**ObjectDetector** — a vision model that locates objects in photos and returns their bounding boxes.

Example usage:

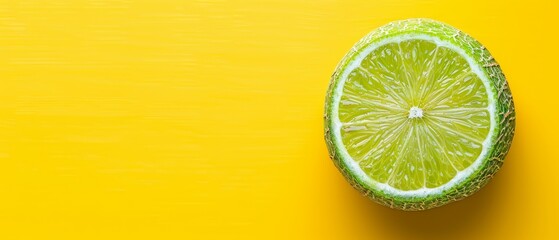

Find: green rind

[324,19,515,211]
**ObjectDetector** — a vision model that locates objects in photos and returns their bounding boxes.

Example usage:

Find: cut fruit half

[324,19,515,210]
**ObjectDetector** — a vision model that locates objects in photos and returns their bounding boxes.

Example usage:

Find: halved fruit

[324,19,515,210]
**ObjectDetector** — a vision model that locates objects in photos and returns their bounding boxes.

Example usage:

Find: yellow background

[0,0,557,239]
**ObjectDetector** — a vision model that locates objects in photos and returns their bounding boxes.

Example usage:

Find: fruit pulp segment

[338,39,491,191]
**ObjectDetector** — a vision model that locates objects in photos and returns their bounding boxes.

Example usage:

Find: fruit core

[408,106,423,119]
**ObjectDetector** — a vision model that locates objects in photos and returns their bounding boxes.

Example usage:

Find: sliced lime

[324,19,515,210]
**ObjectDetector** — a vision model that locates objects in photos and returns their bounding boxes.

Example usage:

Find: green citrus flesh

[340,39,491,191]
[324,19,515,210]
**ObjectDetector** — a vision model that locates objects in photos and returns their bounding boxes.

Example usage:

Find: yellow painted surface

[0,0,557,239]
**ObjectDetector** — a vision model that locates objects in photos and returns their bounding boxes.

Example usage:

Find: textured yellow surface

[0,0,557,239]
